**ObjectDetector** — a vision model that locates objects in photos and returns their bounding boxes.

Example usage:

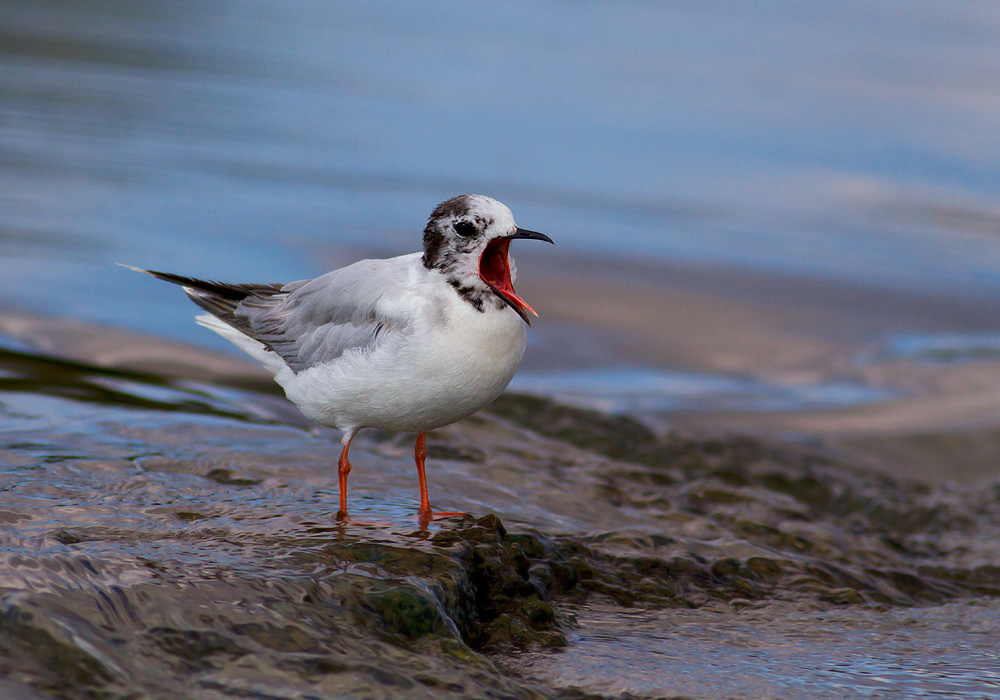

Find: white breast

[279,276,527,435]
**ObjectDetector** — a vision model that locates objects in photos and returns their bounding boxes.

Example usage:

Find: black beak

[506,228,554,244]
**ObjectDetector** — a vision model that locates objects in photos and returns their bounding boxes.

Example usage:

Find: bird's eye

[454,221,477,238]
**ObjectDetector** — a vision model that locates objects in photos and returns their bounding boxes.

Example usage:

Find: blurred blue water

[510,367,896,413]
[1,0,999,345]
[881,332,1000,363]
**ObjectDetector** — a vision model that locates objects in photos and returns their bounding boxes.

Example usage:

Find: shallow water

[518,603,1000,699]
[4,336,1000,697]
[4,2,1000,698]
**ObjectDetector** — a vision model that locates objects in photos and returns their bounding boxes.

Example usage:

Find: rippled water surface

[518,603,1000,699]
[3,341,1000,698]
[3,2,1000,698]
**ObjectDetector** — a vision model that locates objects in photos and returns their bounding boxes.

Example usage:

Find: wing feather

[247,259,412,371]
[128,257,416,373]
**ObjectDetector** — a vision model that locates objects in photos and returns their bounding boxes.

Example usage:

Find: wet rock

[48,530,83,545]
[0,519,579,699]
[488,394,660,459]
[202,467,261,486]
[0,595,121,698]
[368,585,453,640]
[427,443,487,463]
[483,613,534,648]
[148,627,248,670]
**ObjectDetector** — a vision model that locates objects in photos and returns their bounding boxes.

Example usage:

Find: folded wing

[131,259,413,373]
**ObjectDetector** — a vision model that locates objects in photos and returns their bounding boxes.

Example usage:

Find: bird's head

[422,194,553,324]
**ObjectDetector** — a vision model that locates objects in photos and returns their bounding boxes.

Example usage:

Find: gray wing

[243,258,414,372]
[135,258,415,372]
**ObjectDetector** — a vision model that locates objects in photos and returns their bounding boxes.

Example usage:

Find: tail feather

[118,264,282,300]
[194,313,289,375]
[119,263,285,340]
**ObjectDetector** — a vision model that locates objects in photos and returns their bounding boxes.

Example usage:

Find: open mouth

[479,238,538,324]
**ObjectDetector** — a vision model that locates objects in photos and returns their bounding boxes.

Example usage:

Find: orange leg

[337,438,352,521]
[415,431,466,527]
[415,431,431,518]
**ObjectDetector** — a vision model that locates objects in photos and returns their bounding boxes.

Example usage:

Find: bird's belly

[281,312,527,434]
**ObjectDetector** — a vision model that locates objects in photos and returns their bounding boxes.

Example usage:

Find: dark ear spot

[454,221,477,238]
[422,227,445,269]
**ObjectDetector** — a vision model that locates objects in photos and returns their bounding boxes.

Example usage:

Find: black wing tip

[118,263,194,287]
[119,263,271,302]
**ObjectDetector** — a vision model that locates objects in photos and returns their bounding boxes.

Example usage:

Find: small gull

[124,194,553,525]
